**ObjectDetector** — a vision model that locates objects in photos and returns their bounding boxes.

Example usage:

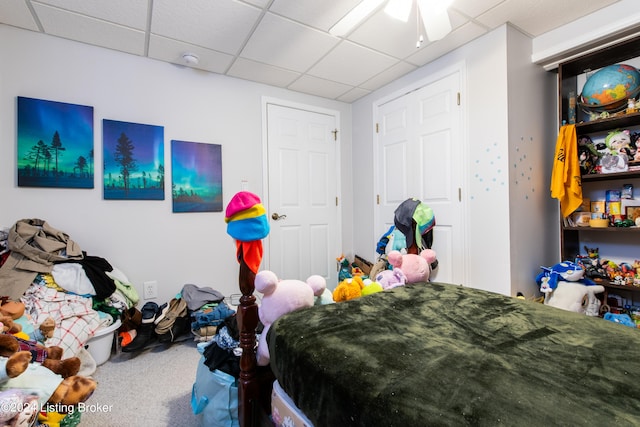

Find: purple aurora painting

[171,140,223,213]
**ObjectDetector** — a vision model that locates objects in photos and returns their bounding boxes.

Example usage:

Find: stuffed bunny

[255,271,325,366]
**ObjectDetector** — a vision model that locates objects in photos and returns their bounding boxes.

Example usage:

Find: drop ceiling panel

[309,41,397,86]
[33,3,146,55]
[406,20,487,66]
[1,0,39,31]
[338,87,372,103]
[151,0,262,55]
[360,61,418,91]
[269,0,364,31]
[348,7,425,60]
[242,0,271,8]
[475,0,620,37]
[450,0,505,19]
[241,12,339,72]
[288,74,352,99]
[227,57,301,87]
[34,0,148,29]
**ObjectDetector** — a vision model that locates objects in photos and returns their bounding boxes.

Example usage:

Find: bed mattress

[267,282,640,426]
[271,380,314,427]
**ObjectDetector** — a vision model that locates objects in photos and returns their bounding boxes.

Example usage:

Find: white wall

[0,24,353,304]
[506,25,558,296]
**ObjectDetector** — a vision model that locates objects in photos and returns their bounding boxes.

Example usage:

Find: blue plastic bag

[191,354,239,427]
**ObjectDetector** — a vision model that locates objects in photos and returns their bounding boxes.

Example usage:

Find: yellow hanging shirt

[550,124,582,218]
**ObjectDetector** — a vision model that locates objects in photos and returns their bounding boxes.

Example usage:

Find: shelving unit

[558,36,640,306]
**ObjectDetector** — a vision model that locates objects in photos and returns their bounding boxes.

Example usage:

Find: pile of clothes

[0,219,136,358]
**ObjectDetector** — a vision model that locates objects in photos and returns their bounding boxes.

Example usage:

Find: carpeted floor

[80,336,201,426]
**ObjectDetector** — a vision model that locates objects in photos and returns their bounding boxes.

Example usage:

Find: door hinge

[458,187,462,201]
[377,194,380,205]
[336,196,339,206]
[332,129,338,141]
[375,123,379,133]
[457,92,460,106]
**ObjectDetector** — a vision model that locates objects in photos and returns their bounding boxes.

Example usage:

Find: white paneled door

[376,70,465,284]
[266,103,339,287]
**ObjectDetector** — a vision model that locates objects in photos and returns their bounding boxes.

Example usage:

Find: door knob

[271,212,287,220]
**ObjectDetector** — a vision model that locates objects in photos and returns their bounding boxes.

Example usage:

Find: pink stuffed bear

[388,249,437,284]
[255,270,326,366]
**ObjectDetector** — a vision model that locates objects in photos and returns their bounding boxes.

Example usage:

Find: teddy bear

[387,249,437,284]
[0,333,80,378]
[0,356,97,421]
[0,300,25,320]
[0,315,22,335]
[254,270,325,366]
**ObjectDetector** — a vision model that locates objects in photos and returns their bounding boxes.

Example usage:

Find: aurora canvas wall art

[103,119,165,200]
[171,140,223,213]
[17,96,94,188]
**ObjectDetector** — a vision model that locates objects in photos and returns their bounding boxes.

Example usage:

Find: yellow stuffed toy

[332,276,365,302]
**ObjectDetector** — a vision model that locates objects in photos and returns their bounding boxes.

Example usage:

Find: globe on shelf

[579,63,640,112]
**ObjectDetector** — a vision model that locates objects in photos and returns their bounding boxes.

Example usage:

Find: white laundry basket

[86,318,121,365]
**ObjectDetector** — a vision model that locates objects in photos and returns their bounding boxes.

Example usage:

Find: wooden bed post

[237,251,259,427]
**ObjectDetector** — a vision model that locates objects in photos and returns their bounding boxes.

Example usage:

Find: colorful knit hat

[225,191,270,242]
[225,191,270,274]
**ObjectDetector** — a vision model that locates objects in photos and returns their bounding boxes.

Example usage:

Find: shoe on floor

[121,322,156,353]
[140,301,160,322]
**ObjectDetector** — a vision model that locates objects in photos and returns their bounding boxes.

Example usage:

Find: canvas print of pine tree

[171,140,223,213]
[103,119,165,200]
[17,97,94,188]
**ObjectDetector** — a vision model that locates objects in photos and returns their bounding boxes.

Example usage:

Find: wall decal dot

[512,135,536,199]
[472,141,505,198]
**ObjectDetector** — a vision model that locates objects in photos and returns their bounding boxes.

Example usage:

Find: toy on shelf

[575,245,639,287]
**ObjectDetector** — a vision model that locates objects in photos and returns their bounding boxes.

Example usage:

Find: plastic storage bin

[86,318,121,365]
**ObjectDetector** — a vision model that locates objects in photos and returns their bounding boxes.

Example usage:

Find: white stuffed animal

[545,281,605,316]
[255,271,326,366]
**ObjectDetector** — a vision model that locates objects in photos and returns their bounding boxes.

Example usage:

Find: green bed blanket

[267,282,640,426]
